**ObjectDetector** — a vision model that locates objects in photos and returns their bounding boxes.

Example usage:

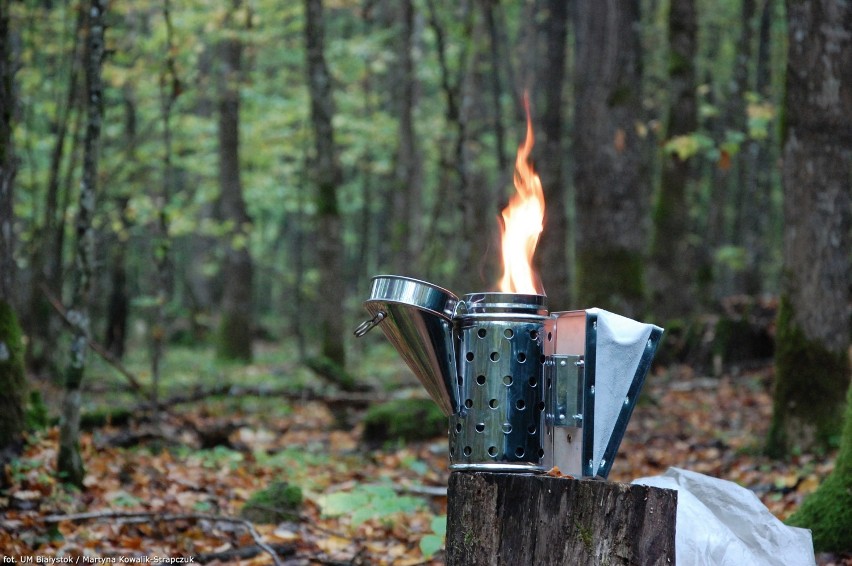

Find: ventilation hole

[517,352,527,363]
[477,328,487,338]
[502,423,513,434]
[538,449,545,459]
[455,423,462,433]
[475,423,485,433]
[465,399,473,409]
[463,446,472,456]
[528,424,537,434]
[530,330,539,340]
[488,446,497,457]
[528,375,537,387]
[504,328,514,339]
[539,355,547,364]
[547,377,552,389]
[537,401,545,412]
[516,399,526,410]
[465,352,474,362]
[547,331,553,341]
[515,447,525,458]
[457,375,463,386]
[450,442,455,453]
[476,374,486,385]
[490,352,500,362]
[503,375,513,386]
[489,398,499,409]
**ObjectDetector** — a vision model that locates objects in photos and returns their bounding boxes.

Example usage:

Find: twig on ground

[195,543,295,563]
[42,511,283,566]
[135,384,384,413]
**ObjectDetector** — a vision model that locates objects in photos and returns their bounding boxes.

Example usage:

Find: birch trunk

[57,0,106,487]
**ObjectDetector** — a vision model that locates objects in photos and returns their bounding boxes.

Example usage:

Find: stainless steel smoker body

[355,275,663,478]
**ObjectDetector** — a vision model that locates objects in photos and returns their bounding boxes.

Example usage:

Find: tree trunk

[766,0,851,457]
[421,0,480,291]
[481,0,508,175]
[573,0,648,318]
[445,472,677,565]
[728,0,758,296]
[0,0,26,457]
[737,0,777,297]
[104,217,129,360]
[649,0,697,321]
[533,0,571,310]
[151,0,179,414]
[305,0,346,368]
[215,0,253,362]
[57,0,106,488]
[390,0,423,276]
[0,0,14,306]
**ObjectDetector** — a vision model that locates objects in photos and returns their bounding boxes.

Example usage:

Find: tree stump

[446,472,677,566]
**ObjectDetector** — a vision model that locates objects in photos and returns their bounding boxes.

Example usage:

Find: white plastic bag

[633,467,815,566]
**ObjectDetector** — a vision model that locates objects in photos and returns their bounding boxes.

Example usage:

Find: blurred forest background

[0,0,850,562]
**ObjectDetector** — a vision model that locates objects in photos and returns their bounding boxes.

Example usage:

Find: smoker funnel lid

[366,275,459,319]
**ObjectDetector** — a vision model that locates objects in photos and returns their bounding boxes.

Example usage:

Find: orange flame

[498,96,545,295]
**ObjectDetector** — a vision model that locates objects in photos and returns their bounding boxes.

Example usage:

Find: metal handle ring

[353,311,386,337]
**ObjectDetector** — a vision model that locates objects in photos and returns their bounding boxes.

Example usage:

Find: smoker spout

[355,276,460,416]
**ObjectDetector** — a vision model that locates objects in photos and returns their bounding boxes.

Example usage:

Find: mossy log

[361,398,446,446]
[446,472,677,566]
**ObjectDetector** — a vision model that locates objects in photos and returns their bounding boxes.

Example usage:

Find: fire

[498,96,545,295]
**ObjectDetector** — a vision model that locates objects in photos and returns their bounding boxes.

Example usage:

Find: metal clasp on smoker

[546,354,584,428]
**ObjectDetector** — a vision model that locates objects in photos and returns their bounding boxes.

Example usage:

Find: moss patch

[786,384,852,552]
[25,391,50,431]
[0,300,27,448]
[766,296,849,458]
[362,398,447,446]
[240,481,303,524]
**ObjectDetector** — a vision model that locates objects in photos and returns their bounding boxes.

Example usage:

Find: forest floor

[1,342,849,565]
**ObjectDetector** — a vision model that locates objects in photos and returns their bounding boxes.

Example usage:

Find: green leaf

[419,534,444,558]
[419,514,447,558]
[431,514,447,537]
[317,483,426,527]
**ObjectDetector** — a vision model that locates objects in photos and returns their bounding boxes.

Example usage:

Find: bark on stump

[446,472,677,566]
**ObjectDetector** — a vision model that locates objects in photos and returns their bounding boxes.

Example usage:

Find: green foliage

[317,483,425,527]
[241,481,303,524]
[663,132,716,161]
[109,490,144,508]
[714,245,747,272]
[746,95,776,139]
[193,446,245,470]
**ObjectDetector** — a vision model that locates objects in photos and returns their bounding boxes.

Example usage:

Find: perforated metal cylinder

[449,293,548,472]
